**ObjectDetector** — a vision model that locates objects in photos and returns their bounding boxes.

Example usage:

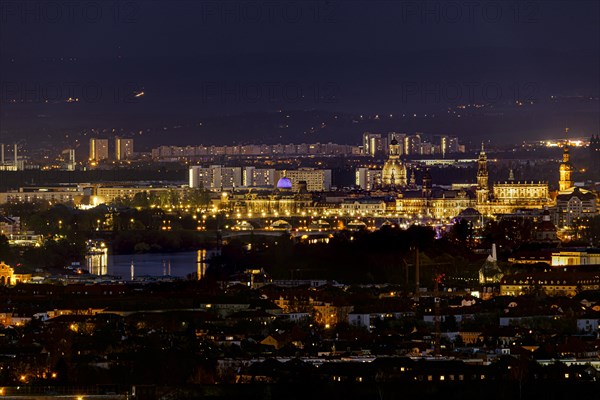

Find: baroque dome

[382,159,407,187]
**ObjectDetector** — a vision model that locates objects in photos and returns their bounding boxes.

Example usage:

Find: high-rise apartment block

[355,168,382,190]
[274,169,332,192]
[243,167,276,187]
[189,165,243,190]
[115,138,134,160]
[89,139,109,163]
[362,132,384,157]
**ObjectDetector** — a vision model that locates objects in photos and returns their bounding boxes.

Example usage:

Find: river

[106,249,215,281]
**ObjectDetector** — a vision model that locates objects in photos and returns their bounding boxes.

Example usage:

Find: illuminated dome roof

[382,159,407,187]
[277,177,293,189]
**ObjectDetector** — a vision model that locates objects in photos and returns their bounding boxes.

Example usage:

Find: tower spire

[559,131,574,191]
[476,142,489,204]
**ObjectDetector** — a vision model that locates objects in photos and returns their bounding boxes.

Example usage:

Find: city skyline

[2,1,600,396]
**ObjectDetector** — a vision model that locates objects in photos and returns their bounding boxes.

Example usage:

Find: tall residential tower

[89,139,109,163]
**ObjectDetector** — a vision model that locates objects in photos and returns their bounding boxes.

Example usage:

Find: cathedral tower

[476,143,489,204]
[559,144,574,192]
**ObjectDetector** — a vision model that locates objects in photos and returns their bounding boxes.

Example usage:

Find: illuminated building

[403,134,421,155]
[362,132,460,158]
[552,134,597,229]
[491,182,550,207]
[476,144,489,204]
[243,167,276,187]
[475,144,552,214]
[479,244,503,285]
[1,134,588,224]
[313,301,353,328]
[273,294,352,328]
[115,137,134,160]
[0,186,86,204]
[93,185,173,204]
[387,132,406,155]
[0,262,31,285]
[85,241,108,275]
[500,272,600,297]
[551,249,600,266]
[508,251,552,265]
[0,143,23,171]
[0,262,15,285]
[381,136,407,188]
[6,233,43,247]
[274,169,332,192]
[340,198,387,215]
[0,216,19,235]
[559,144,574,192]
[374,139,475,219]
[554,187,597,228]
[89,138,109,163]
[152,142,361,159]
[388,140,553,220]
[363,132,383,157]
[189,165,243,190]
[227,187,313,216]
[355,168,382,191]
[395,186,473,220]
[440,135,459,158]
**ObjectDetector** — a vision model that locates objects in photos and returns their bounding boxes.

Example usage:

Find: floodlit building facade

[189,165,243,190]
[500,272,600,297]
[115,137,134,160]
[274,169,332,192]
[243,167,276,187]
[371,141,555,220]
[89,138,109,162]
[355,168,382,191]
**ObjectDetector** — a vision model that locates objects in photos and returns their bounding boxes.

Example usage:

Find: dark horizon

[0,0,599,147]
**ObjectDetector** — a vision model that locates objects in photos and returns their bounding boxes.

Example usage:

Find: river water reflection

[107,249,213,281]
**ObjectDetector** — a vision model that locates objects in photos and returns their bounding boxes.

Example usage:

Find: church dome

[276,177,293,190]
[382,159,407,187]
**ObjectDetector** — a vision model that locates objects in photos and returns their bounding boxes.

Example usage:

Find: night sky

[0,0,599,146]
